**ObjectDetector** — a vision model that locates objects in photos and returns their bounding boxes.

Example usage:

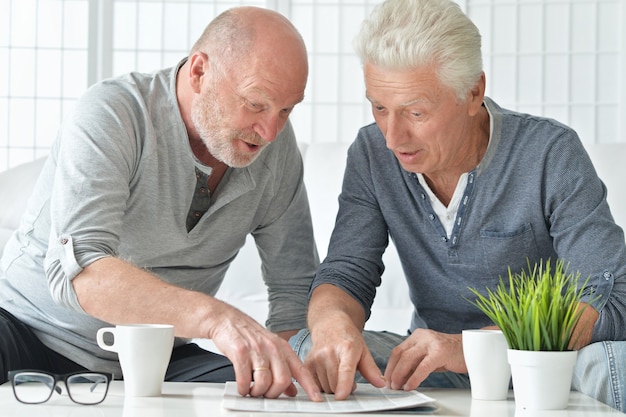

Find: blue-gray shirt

[313,97,626,342]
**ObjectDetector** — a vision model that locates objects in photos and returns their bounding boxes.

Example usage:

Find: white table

[0,381,622,416]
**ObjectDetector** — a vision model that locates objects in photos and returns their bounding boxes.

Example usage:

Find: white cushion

[0,158,46,254]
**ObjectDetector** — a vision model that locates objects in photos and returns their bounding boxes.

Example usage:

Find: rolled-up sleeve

[44,234,111,312]
[591,273,626,342]
[42,84,137,311]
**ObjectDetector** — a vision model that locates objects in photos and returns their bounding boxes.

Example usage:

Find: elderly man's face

[364,63,481,177]
[191,54,307,168]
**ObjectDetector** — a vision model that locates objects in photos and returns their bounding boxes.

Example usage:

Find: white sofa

[1,142,625,352]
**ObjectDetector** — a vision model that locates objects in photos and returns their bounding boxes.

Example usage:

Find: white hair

[354,0,483,101]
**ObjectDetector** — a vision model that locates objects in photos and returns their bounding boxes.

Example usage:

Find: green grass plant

[467,259,595,351]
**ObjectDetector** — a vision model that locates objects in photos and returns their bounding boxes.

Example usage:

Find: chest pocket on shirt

[479,223,540,278]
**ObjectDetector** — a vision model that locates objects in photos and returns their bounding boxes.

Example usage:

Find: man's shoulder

[84,65,176,104]
[487,97,576,140]
[350,122,395,161]
[357,121,384,140]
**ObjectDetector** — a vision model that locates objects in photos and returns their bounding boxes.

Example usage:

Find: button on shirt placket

[186,167,212,232]
[415,176,449,245]
[414,171,476,257]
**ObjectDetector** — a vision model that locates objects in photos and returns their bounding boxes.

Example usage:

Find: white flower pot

[507,349,578,410]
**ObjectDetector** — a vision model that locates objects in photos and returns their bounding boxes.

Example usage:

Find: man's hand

[384,328,466,391]
[209,301,322,402]
[305,318,386,400]
[305,284,386,400]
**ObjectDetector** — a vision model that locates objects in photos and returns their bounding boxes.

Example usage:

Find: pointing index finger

[287,353,323,402]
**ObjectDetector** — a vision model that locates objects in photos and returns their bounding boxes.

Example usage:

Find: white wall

[468,0,626,148]
[1,0,624,171]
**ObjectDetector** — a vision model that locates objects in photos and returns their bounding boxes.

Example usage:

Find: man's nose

[253,113,282,143]
[383,113,408,150]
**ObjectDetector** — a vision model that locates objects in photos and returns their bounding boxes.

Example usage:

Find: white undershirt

[416,172,469,238]
[416,104,494,238]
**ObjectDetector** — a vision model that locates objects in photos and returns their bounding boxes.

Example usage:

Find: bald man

[0,7,321,401]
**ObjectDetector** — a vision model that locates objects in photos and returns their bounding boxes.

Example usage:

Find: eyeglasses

[8,370,112,405]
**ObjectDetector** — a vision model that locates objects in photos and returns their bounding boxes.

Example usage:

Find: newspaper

[222,382,437,414]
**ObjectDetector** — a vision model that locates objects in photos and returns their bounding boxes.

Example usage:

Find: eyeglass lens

[12,371,109,405]
[11,372,55,404]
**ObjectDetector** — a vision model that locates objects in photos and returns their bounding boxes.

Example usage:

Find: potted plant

[467,259,597,410]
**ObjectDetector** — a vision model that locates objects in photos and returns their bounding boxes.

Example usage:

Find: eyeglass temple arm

[41,379,62,395]
[89,380,105,393]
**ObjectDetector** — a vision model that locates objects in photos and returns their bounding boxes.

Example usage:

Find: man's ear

[188,51,209,94]
[468,72,486,116]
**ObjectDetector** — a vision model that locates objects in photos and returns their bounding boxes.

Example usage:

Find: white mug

[462,329,511,401]
[97,324,175,397]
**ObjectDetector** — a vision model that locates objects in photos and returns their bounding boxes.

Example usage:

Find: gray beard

[190,96,264,168]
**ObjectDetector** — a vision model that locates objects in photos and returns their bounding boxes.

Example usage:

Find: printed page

[222,382,437,413]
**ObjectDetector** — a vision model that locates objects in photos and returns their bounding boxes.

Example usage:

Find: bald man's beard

[191,91,267,168]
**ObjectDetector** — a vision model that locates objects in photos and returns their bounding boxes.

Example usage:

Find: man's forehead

[240,80,305,106]
[366,93,431,107]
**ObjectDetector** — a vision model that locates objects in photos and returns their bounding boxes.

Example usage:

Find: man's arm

[570,302,599,350]
[73,257,223,338]
[73,256,321,401]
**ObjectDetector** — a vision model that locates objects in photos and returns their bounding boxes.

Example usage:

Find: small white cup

[97,324,175,397]
[462,329,511,401]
